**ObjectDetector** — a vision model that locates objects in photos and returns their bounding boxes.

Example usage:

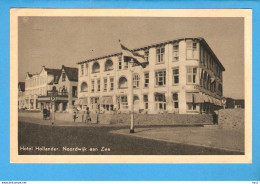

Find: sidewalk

[110,126,244,152]
[18,116,100,127]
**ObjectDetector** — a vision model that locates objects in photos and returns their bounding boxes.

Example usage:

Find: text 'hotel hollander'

[77,37,225,114]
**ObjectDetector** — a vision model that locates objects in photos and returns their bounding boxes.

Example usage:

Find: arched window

[92,62,100,73]
[133,73,140,88]
[118,76,128,89]
[105,59,113,71]
[81,82,88,92]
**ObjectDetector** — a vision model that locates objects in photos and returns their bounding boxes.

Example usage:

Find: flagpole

[130,58,134,133]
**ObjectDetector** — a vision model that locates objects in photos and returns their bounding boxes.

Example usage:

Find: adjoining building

[18,82,25,109]
[77,37,225,114]
[226,98,245,109]
[24,65,78,112]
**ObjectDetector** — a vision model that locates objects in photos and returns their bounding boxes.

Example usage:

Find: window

[119,77,128,89]
[91,80,95,92]
[85,64,88,75]
[172,68,179,85]
[90,97,99,110]
[62,73,66,81]
[187,67,197,84]
[124,59,128,69]
[172,93,178,109]
[144,50,149,62]
[118,56,122,70]
[156,46,165,63]
[143,94,148,109]
[110,77,114,90]
[92,62,100,73]
[72,86,77,97]
[80,82,88,92]
[81,64,84,75]
[133,74,140,88]
[155,93,166,110]
[173,43,179,61]
[218,83,223,93]
[105,59,113,71]
[120,96,128,109]
[97,79,100,92]
[104,78,107,91]
[144,73,149,88]
[155,70,166,86]
[187,103,197,111]
[187,40,198,59]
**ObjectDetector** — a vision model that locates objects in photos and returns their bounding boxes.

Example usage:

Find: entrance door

[63,102,67,111]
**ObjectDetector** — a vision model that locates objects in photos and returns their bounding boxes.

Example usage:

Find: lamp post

[129,60,134,133]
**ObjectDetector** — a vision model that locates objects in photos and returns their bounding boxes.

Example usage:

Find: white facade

[77,38,224,114]
[24,66,53,110]
[24,66,78,112]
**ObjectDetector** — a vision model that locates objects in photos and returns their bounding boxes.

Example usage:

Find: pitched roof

[63,66,78,82]
[45,68,62,84]
[18,82,25,92]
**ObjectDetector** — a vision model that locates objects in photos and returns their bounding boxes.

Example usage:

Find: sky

[18,17,244,99]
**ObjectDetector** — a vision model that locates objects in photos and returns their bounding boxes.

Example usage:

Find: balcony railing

[46,91,68,97]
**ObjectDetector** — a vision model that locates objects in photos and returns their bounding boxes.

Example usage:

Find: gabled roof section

[18,82,25,92]
[62,65,78,82]
[45,68,61,84]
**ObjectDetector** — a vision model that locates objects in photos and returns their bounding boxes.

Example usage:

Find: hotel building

[77,37,225,114]
[24,65,78,111]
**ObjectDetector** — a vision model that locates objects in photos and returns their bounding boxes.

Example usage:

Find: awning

[210,77,215,83]
[99,96,113,104]
[202,94,210,103]
[217,99,222,106]
[81,98,88,105]
[208,96,214,103]
[74,99,81,106]
[193,93,204,103]
[186,93,193,103]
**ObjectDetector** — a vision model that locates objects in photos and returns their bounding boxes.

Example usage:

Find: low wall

[19,111,213,125]
[218,109,244,131]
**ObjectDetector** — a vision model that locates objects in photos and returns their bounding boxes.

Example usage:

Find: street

[18,118,243,155]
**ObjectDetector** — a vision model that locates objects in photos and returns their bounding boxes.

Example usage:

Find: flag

[119,41,147,68]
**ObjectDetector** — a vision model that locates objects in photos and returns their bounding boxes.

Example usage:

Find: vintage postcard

[10,9,252,163]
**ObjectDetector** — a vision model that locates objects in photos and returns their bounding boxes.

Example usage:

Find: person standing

[73,111,78,122]
[86,107,91,124]
[82,110,86,123]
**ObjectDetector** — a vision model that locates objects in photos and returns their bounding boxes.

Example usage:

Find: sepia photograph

[10,9,252,163]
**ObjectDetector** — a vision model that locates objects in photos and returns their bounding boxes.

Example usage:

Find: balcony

[46,91,68,97]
